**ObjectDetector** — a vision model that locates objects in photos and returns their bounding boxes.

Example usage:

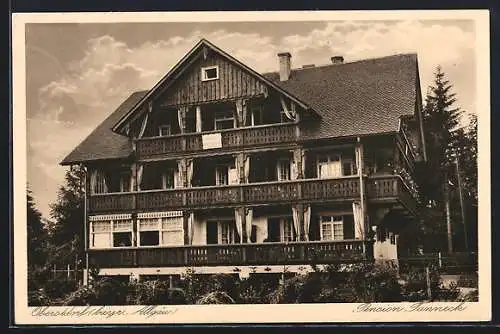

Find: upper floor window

[277,158,291,181]
[91,170,108,194]
[201,65,219,81]
[90,219,133,248]
[214,109,235,130]
[250,106,263,126]
[161,168,175,189]
[320,216,344,241]
[158,125,171,137]
[216,165,229,185]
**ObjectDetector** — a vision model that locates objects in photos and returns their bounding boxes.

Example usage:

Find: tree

[419,66,465,252]
[48,165,86,264]
[27,187,48,267]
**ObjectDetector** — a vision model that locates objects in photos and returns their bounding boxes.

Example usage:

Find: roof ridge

[263,52,417,76]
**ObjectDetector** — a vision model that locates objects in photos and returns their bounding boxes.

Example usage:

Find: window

[201,66,219,81]
[277,159,291,181]
[342,159,356,176]
[219,221,235,244]
[214,110,235,130]
[138,215,184,247]
[162,168,175,189]
[216,165,229,185]
[89,219,133,248]
[158,125,171,137]
[281,218,295,242]
[92,170,108,194]
[317,154,342,178]
[320,216,344,241]
[250,107,263,126]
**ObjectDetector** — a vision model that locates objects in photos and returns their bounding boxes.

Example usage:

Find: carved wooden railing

[88,177,361,213]
[88,240,373,268]
[366,175,418,214]
[135,123,297,159]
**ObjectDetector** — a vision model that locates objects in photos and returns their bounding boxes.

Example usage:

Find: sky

[25,19,477,220]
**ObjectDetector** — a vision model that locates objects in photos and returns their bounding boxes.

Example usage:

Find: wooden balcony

[88,239,373,269]
[135,123,297,159]
[367,175,418,214]
[88,176,362,213]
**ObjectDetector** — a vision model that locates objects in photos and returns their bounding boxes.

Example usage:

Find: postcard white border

[12,10,491,325]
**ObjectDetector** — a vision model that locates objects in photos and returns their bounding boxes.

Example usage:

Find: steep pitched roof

[60,51,420,165]
[61,91,147,165]
[264,53,419,140]
[112,38,311,134]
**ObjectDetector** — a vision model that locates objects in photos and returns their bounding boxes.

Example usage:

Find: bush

[196,291,235,304]
[129,280,170,305]
[457,272,478,288]
[28,289,52,306]
[345,263,402,302]
[400,267,440,301]
[44,278,78,299]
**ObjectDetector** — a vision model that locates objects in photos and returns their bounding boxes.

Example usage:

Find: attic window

[201,66,219,81]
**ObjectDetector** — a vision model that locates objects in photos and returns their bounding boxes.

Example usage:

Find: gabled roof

[263,53,419,140]
[60,43,420,166]
[112,38,312,134]
[61,91,147,165]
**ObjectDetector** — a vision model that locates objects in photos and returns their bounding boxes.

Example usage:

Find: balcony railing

[89,176,362,213]
[367,175,418,214]
[88,239,373,268]
[135,123,297,159]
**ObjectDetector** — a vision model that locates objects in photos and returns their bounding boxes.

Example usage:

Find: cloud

[27,20,476,218]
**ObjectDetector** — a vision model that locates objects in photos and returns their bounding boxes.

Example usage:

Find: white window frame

[218,221,236,244]
[280,217,294,242]
[214,109,235,130]
[277,158,291,181]
[201,65,219,81]
[317,154,342,179]
[158,125,171,137]
[93,170,108,194]
[89,218,133,249]
[137,218,161,247]
[215,165,229,186]
[320,216,344,241]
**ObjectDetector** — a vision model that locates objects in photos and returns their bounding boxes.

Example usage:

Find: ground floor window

[90,218,133,248]
[138,214,184,247]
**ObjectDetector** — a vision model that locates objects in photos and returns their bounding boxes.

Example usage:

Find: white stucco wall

[251,216,268,243]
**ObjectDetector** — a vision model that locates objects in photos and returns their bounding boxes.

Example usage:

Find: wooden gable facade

[159,47,269,107]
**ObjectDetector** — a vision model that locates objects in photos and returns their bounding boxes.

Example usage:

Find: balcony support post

[235,98,248,128]
[355,139,368,243]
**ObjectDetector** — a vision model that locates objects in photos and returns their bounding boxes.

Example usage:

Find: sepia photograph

[12,10,490,324]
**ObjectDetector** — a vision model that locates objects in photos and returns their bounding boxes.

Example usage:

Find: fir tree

[27,187,48,267]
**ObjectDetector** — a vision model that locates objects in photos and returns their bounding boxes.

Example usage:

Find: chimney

[277,52,292,81]
[331,56,344,64]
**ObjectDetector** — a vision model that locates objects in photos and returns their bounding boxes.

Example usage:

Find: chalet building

[61,39,427,283]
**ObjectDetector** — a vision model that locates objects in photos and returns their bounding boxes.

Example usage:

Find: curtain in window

[137,164,144,191]
[188,212,195,245]
[291,206,300,238]
[280,96,296,121]
[138,112,149,138]
[186,159,194,187]
[177,107,186,133]
[352,201,365,239]
[303,205,311,241]
[177,160,186,188]
[244,155,250,183]
[234,208,243,243]
[245,208,253,243]
[90,169,97,194]
[235,155,242,184]
[196,106,202,132]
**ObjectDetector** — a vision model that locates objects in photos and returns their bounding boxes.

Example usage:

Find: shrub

[400,267,440,301]
[456,272,478,288]
[345,263,403,302]
[129,280,170,305]
[28,289,52,306]
[63,286,97,306]
[196,291,235,304]
[44,278,78,300]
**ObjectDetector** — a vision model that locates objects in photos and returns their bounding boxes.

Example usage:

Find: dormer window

[201,65,219,81]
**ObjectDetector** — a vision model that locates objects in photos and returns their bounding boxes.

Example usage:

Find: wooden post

[438,251,442,268]
[67,264,71,279]
[444,170,453,254]
[355,140,367,241]
[169,275,174,289]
